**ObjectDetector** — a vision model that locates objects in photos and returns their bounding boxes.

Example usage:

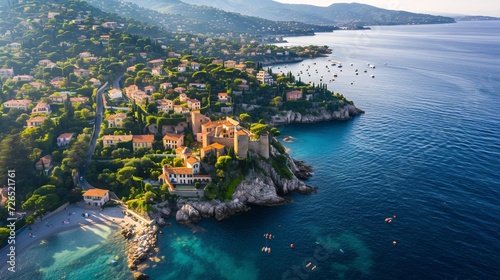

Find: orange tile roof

[158,99,172,105]
[210,143,225,149]
[163,133,184,141]
[34,102,49,108]
[107,113,126,120]
[133,135,154,143]
[83,188,109,197]
[164,167,193,175]
[201,120,228,128]
[5,99,32,105]
[58,133,74,139]
[201,146,213,152]
[102,135,133,141]
[28,116,48,122]
[186,157,198,166]
[236,130,248,136]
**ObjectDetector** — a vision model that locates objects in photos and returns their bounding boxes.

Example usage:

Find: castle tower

[202,131,210,147]
[234,130,249,159]
[259,132,270,159]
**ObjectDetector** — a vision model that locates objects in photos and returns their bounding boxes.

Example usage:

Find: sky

[273,0,500,17]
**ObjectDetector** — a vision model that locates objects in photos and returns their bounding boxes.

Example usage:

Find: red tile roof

[133,135,154,143]
[83,188,109,197]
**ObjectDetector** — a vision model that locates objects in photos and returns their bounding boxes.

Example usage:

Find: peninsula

[0,0,363,278]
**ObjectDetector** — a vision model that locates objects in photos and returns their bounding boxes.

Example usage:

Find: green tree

[173,158,183,167]
[239,113,252,123]
[117,166,136,185]
[62,134,90,170]
[215,156,232,171]
[250,123,270,136]
[147,102,158,114]
[80,108,92,119]
[144,191,156,203]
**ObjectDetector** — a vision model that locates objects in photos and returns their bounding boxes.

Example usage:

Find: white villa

[82,188,110,207]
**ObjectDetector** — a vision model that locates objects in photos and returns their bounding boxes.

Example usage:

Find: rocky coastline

[269,104,364,125]
[174,143,314,224]
[170,105,362,224]
[120,221,158,279]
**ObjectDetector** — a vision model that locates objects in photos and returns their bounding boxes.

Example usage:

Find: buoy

[290,244,295,249]
[393,215,397,219]
[393,241,397,245]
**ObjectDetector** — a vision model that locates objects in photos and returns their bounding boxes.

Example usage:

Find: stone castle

[190,111,269,159]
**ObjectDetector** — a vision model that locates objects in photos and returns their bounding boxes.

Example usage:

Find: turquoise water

[143,21,500,280]
[1,224,130,280]
[5,21,500,279]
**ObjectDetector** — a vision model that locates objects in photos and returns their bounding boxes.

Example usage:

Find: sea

[3,21,500,280]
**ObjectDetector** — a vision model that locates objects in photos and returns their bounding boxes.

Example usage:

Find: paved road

[78,75,122,190]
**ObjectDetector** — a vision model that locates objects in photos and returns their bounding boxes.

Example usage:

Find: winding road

[78,75,122,190]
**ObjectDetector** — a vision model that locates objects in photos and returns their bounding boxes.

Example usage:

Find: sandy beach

[0,202,144,271]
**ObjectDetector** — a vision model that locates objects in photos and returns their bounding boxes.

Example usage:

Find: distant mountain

[84,0,336,36]
[454,16,500,21]
[182,0,456,27]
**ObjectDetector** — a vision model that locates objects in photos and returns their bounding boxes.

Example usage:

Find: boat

[371,75,375,78]
[312,266,317,270]
[333,73,337,77]
[306,262,312,267]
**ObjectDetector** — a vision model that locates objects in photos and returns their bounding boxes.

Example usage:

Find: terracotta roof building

[82,188,110,207]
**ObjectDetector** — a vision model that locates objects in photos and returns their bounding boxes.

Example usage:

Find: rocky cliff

[175,144,313,224]
[175,199,251,223]
[269,104,364,125]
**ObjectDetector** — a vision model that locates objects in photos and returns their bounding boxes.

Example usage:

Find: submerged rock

[133,272,150,280]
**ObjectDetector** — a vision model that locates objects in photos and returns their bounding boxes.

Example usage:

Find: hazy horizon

[274,0,500,17]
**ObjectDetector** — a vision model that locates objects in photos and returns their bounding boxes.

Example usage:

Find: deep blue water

[143,21,499,280]
[6,21,500,280]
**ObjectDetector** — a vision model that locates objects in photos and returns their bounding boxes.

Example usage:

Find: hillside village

[0,0,362,231]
